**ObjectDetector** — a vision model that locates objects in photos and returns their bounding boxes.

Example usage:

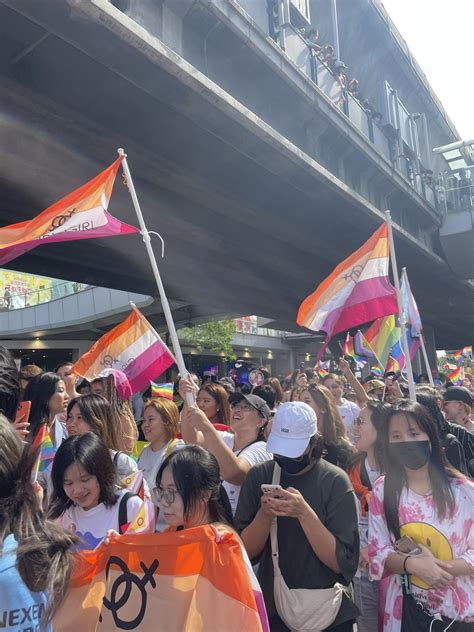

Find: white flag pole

[118,149,194,404]
[384,211,416,400]
[401,268,435,388]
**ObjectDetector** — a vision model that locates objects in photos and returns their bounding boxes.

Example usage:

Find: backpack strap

[118,491,136,534]
[113,451,123,467]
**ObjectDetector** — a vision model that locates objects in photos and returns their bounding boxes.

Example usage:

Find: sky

[380,0,474,139]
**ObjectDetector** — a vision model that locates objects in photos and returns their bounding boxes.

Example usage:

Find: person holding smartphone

[368,400,474,631]
[235,402,360,632]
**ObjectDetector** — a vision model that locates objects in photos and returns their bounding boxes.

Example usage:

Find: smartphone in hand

[261,484,284,498]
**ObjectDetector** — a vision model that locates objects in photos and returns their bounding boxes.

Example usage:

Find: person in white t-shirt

[137,398,184,530]
[322,366,366,440]
[49,433,147,550]
[179,377,273,514]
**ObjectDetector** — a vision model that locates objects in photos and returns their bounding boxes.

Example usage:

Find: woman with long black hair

[368,400,474,631]
[24,372,69,447]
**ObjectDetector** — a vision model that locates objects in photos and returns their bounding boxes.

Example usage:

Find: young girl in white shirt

[49,433,145,550]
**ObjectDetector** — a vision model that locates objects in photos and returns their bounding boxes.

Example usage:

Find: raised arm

[339,358,368,405]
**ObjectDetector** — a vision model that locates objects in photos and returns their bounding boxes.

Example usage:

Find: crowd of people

[0,345,473,631]
[301,28,383,125]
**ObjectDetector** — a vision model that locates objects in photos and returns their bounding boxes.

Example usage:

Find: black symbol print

[101,354,116,368]
[343,265,364,283]
[101,556,159,629]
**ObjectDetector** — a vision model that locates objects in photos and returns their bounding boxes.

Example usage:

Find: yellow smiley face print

[400,522,453,589]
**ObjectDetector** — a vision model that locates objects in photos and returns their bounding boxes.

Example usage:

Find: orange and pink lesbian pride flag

[54,527,268,632]
[72,309,175,395]
[297,223,398,358]
[0,157,137,265]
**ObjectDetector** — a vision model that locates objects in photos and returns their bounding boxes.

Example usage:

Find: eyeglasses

[155,486,179,505]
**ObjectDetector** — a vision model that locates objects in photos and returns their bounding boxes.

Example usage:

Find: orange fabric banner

[55,527,266,631]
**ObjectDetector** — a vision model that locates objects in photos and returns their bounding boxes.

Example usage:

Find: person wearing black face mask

[235,402,360,632]
[368,401,474,631]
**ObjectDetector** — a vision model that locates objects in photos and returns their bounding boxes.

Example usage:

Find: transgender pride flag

[72,308,175,394]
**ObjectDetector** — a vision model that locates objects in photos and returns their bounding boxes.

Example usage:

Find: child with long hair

[0,415,76,630]
[299,384,354,469]
[66,394,137,479]
[49,433,149,550]
[368,401,474,631]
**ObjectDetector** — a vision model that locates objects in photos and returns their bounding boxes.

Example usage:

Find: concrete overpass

[0,0,472,350]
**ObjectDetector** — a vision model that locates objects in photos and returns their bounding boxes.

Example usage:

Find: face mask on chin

[388,440,431,470]
[274,452,311,475]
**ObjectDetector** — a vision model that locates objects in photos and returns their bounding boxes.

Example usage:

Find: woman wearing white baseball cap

[235,401,359,632]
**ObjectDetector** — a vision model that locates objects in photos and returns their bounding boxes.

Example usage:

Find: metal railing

[0,280,91,311]
[436,171,473,215]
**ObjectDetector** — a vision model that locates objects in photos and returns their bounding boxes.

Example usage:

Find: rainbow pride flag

[370,366,384,377]
[452,350,463,361]
[388,328,421,373]
[385,356,401,374]
[54,527,269,632]
[462,346,472,358]
[342,333,367,368]
[297,223,398,358]
[150,381,173,400]
[364,315,400,370]
[448,366,462,383]
[32,425,56,478]
[0,157,137,266]
[72,308,176,395]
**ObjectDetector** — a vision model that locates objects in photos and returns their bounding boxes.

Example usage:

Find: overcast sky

[381,0,474,139]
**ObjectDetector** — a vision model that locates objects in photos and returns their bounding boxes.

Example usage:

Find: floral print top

[368,476,474,631]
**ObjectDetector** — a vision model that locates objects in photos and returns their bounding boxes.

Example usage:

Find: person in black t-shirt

[235,402,359,631]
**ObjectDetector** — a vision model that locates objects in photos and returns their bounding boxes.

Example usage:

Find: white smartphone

[261,484,284,498]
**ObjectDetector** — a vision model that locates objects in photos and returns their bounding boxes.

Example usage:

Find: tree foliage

[181,320,236,358]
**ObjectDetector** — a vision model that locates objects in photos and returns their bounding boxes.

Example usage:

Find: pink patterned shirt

[368,476,474,631]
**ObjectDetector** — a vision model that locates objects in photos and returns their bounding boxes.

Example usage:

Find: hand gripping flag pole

[385,211,416,400]
[118,149,194,404]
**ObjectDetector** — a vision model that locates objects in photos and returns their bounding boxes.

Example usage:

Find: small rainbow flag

[385,356,401,374]
[452,350,463,361]
[342,333,367,368]
[317,367,329,379]
[125,499,155,534]
[370,366,384,377]
[448,366,462,383]
[32,425,56,479]
[150,381,174,400]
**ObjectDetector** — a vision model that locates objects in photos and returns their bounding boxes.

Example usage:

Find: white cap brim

[266,433,311,458]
